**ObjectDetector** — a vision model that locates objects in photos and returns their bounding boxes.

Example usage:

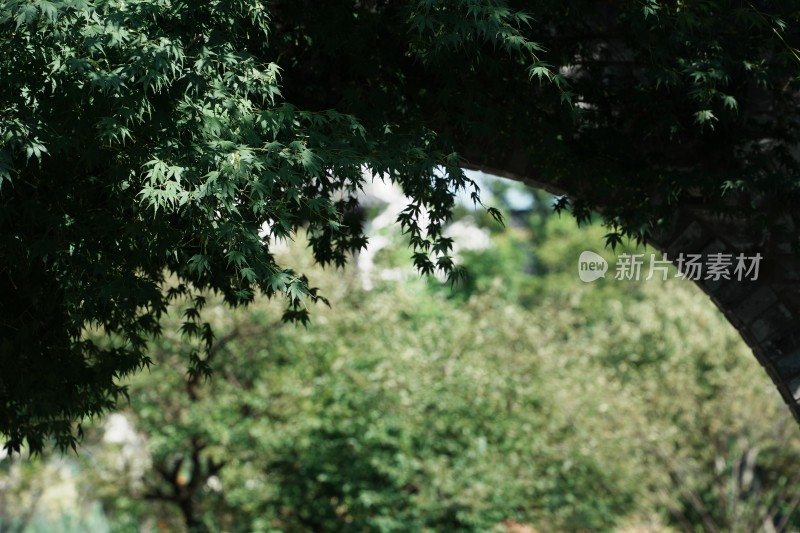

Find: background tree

[3,188,797,532]
[3,0,800,451]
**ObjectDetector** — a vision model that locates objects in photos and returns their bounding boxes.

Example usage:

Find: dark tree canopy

[1,0,799,452]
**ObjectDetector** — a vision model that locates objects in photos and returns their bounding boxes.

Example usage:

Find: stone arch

[463,157,800,424]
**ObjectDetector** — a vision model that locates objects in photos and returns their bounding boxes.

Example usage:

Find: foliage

[74,257,638,532]
[3,0,800,453]
[105,231,800,531]
[2,189,800,531]
[0,0,484,451]
[441,188,800,532]
[0,451,111,532]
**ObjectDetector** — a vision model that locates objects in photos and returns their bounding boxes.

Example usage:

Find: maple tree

[2,0,799,451]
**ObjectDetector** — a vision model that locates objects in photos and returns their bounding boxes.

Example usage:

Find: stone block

[776,256,800,281]
[702,239,727,255]
[667,220,709,256]
[732,286,778,324]
[749,304,793,342]
[769,349,800,382]
[710,278,754,306]
[701,278,723,293]
[764,329,800,358]
[788,375,800,401]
